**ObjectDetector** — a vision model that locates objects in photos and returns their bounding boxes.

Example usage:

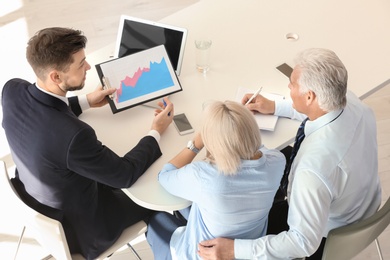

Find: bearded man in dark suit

[1,27,174,259]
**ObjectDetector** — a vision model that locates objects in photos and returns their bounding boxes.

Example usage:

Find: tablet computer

[114,15,188,76]
[96,45,182,114]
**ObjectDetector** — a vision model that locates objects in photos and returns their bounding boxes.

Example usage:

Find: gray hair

[201,100,262,175]
[294,48,348,111]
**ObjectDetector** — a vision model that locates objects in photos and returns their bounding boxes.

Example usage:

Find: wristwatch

[187,140,201,154]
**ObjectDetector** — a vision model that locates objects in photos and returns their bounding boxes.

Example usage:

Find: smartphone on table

[173,113,194,135]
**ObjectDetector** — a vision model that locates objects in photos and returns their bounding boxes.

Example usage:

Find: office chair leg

[375,238,383,260]
[14,226,26,260]
[127,243,142,260]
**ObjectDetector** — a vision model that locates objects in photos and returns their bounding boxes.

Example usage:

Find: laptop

[114,15,188,76]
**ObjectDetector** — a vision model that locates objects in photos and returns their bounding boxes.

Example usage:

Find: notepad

[236,87,285,131]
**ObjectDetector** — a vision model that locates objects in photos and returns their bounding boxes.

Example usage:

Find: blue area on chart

[118,57,174,103]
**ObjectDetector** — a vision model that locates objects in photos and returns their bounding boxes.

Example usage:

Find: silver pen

[245,87,263,105]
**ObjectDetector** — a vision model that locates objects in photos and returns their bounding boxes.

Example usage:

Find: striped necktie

[280,117,309,196]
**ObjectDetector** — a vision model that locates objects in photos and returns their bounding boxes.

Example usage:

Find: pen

[102,76,114,100]
[162,99,171,116]
[245,87,263,105]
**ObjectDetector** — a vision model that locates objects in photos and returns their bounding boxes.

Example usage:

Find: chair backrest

[1,160,147,260]
[322,197,390,260]
[0,160,73,260]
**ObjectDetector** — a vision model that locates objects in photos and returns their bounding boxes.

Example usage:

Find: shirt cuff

[234,239,254,259]
[78,94,90,111]
[275,99,307,121]
[274,99,291,117]
[148,129,161,143]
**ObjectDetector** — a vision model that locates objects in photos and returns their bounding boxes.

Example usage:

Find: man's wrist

[148,129,161,143]
[234,239,253,259]
[78,94,91,111]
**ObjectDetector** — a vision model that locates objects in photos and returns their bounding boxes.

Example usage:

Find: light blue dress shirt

[158,146,285,259]
[235,91,382,259]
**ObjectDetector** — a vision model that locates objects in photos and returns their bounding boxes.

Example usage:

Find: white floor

[1,1,389,259]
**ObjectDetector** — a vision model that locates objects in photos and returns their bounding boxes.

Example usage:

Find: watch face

[187,140,199,153]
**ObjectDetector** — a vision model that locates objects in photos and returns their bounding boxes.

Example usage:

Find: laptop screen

[114,15,188,76]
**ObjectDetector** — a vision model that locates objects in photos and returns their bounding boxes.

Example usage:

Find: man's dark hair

[26,27,87,79]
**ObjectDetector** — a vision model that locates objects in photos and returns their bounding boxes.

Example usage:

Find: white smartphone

[173,113,194,135]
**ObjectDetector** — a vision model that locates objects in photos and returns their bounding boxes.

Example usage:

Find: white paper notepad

[236,87,285,131]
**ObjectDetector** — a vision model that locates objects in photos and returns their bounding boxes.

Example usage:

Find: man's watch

[187,140,201,154]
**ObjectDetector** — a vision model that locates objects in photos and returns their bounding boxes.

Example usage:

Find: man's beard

[64,82,85,92]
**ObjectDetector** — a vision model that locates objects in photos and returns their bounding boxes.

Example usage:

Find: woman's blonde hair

[201,100,262,175]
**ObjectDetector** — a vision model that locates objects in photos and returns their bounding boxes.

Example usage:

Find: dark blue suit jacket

[2,78,161,259]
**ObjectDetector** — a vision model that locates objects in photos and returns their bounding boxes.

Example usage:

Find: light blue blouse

[158,146,285,259]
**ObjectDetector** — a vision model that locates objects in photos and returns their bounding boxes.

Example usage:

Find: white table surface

[80,0,390,211]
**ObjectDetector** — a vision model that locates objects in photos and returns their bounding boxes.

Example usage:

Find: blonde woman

[146,100,285,260]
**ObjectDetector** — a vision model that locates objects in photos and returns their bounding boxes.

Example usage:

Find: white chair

[321,196,390,260]
[1,160,147,260]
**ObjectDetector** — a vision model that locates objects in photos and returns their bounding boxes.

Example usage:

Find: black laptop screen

[115,15,187,75]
